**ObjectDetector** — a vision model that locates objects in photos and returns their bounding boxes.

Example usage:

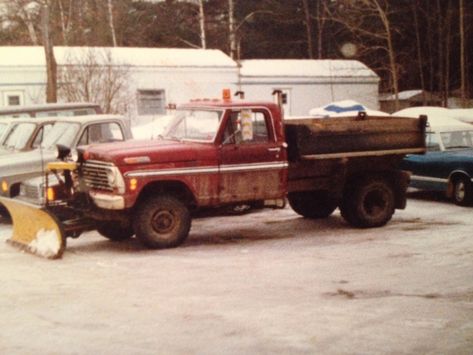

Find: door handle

[268,147,281,152]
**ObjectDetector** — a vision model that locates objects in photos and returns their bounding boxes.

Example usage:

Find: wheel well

[136,181,196,208]
[447,171,471,198]
[10,183,21,198]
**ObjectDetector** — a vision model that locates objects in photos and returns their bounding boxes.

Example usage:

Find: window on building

[8,96,20,106]
[3,91,24,107]
[137,90,166,115]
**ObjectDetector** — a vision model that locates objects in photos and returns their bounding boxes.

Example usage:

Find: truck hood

[0,148,56,178]
[84,138,214,165]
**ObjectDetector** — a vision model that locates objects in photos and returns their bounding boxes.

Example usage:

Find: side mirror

[56,144,71,161]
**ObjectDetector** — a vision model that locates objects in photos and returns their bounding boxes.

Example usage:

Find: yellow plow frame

[0,161,78,259]
[1,197,66,259]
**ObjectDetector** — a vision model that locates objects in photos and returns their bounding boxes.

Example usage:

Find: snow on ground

[0,194,472,354]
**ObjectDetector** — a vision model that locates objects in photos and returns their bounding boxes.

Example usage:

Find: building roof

[0,46,237,68]
[239,59,378,79]
[381,90,442,102]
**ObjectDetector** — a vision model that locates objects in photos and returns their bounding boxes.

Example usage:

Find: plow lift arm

[0,160,92,259]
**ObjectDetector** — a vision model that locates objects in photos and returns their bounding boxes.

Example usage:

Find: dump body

[284,113,426,197]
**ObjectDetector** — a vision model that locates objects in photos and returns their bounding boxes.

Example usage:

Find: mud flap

[0,197,66,259]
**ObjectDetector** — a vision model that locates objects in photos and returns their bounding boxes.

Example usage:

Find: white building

[0,46,380,118]
[239,59,380,116]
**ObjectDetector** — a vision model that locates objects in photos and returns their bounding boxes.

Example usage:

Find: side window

[426,132,440,151]
[222,110,269,145]
[32,124,54,148]
[78,123,125,145]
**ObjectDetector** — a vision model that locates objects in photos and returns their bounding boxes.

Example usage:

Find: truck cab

[81,100,288,211]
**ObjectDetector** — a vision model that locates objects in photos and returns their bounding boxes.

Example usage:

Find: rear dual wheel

[340,177,395,228]
[288,190,337,219]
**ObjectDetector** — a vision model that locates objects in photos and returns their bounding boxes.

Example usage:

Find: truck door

[218,108,287,204]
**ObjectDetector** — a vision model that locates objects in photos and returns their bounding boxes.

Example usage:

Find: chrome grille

[24,184,41,200]
[81,160,115,192]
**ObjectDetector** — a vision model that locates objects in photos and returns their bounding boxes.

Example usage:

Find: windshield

[440,130,473,150]
[2,122,36,150]
[41,122,80,149]
[163,109,223,141]
[0,122,9,138]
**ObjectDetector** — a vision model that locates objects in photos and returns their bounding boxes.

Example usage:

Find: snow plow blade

[0,197,65,259]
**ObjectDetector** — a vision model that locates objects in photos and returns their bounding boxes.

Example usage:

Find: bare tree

[3,0,40,44]
[314,0,328,59]
[460,0,467,107]
[412,2,426,104]
[228,0,236,59]
[198,0,207,48]
[59,48,132,114]
[330,0,401,109]
[302,0,314,59]
[57,0,73,45]
[107,0,117,47]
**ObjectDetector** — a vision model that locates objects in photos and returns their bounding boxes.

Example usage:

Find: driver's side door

[218,108,287,204]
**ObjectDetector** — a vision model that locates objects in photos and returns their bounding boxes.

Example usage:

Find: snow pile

[131,115,175,140]
[392,106,473,130]
[28,228,61,259]
[308,100,389,118]
[449,109,473,124]
[0,227,11,241]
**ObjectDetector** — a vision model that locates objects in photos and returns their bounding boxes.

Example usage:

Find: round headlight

[106,170,116,185]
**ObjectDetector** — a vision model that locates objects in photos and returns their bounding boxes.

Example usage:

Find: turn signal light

[129,178,138,191]
[1,180,8,193]
[46,187,55,201]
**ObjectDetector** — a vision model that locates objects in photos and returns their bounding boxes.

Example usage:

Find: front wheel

[133,195,191,249]
[452,177,472,206]
[340,177,395,228]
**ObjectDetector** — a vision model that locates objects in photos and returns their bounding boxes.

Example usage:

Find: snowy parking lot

[1,191,472,354]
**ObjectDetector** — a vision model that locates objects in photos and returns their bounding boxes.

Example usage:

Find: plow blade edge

[0,197,65,259]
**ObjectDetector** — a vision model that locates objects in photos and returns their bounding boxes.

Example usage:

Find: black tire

[340,177,395,228]
[452,176,472,206]
[288,190,337,219]
[133,195,191,249]
[97,221,134,241]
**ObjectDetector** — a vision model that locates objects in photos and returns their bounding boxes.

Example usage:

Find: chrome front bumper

[89,191,125,210]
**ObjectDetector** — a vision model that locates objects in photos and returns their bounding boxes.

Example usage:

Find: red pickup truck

[1,96,426,258]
